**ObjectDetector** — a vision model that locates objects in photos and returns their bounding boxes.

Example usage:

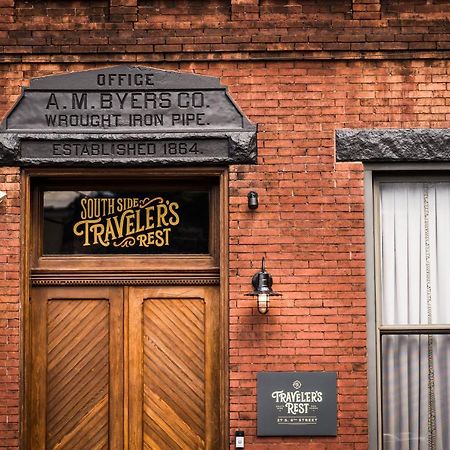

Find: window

[375,179,450,449]
[29,172,221,275]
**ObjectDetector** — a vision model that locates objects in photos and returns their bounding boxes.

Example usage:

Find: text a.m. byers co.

[44,91,210,128]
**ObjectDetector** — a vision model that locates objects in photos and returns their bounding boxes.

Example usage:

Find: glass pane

[43,190,209,255]
[379,182,450,325]
[382,334,450,450]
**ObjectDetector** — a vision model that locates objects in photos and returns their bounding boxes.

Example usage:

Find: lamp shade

[246,257,281,313]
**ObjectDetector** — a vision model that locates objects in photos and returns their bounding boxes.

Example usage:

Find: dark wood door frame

[21,167,229,449]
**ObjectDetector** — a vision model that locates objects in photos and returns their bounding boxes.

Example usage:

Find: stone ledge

[336,128,450,162]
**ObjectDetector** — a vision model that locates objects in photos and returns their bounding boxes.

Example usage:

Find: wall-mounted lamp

[0,191,6,203]
[247,191,258,210]
[246,257,281,314]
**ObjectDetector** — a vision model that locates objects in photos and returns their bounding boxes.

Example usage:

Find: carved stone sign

[0,66,257,166]
[21,139,229,164]
[257,372,337,437]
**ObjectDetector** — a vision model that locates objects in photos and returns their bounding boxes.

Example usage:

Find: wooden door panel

[28,287,124,450]
[129,286,220,450]
[143,298,206,449]
[47,299,109,450]
[28,285,221,450]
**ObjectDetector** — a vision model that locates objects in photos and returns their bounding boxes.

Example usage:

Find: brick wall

[0,0,449,62]
[225,58,448,448]
[0,167,20,449]
[0,0,450,448]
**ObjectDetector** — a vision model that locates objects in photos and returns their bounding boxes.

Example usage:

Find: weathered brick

[1,0,450,448]
[0,167,20,450]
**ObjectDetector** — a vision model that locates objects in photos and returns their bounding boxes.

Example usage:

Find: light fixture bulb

[257,293,269,314]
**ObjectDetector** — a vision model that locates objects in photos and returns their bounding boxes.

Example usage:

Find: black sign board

[257,372,337,437]
[21,139,229,165]
[0,66,256,167]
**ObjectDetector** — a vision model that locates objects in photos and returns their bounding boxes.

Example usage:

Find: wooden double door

[28,284,221,450]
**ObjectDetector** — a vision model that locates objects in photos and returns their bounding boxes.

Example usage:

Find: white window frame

[365,163,450,449]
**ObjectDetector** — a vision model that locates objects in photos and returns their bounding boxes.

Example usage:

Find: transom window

[30,173,221,275]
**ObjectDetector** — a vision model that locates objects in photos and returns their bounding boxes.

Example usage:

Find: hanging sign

[257,372,337,436]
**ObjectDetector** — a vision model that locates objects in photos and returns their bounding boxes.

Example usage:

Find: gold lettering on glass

[73,196,180,249]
